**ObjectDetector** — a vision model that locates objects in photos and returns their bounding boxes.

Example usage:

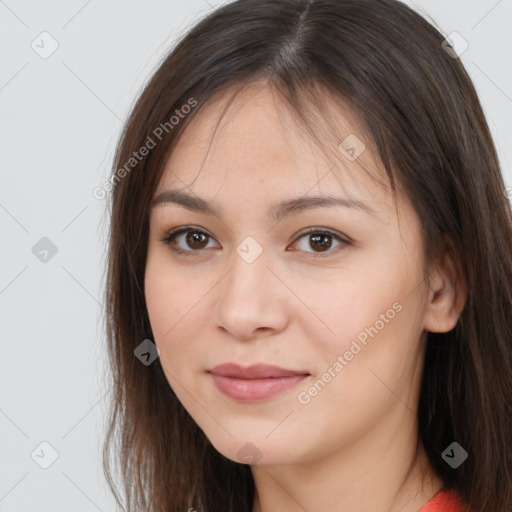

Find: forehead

[156,81,391,207]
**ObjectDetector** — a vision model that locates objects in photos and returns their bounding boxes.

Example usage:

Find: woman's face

[145,82,435,466]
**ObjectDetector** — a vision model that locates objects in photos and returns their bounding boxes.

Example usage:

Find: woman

[101,1,512,511]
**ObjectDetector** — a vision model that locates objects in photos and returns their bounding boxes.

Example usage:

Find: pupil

[310,234,331,252]
[187,232,208,249]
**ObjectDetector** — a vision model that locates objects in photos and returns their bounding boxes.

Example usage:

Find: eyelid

[161,225,219,253]
[160,225,351,257]
[293,226,352,245]
[287,227,351,257]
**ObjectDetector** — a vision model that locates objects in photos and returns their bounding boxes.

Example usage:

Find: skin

[144,81,466,512]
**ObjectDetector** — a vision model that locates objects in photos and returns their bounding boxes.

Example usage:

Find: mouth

[207,362,310,402]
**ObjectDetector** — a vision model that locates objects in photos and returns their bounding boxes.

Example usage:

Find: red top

[418,490,466,512]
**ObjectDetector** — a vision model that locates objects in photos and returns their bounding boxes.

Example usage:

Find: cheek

[301,271,406,361]
[301,248,426,395]
[293,299,424,456]
[145,248,196,334]
[144,251,213,380]
[301,286,426,420]
[145,253,187,351]
[145,267,175,340]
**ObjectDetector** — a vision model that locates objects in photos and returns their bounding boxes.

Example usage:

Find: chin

[202,430,304,467]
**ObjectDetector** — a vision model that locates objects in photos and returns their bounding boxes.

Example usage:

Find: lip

[207,363,310,401]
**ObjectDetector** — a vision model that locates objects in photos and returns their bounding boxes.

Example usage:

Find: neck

[250,411,443,512]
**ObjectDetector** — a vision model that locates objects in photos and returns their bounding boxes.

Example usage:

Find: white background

[1,0,511,510]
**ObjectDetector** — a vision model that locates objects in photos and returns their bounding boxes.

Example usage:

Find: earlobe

[423,235,468,334]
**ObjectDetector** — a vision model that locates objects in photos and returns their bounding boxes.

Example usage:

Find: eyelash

[160,225,351,258]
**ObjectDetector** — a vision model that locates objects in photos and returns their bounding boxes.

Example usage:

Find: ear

[423,234,468,333]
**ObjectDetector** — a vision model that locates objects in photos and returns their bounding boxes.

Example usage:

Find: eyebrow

[151,189,378,222]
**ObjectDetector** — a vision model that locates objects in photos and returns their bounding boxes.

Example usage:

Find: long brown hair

[101,1,512,510]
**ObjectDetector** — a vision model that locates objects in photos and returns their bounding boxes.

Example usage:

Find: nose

[212,248,290,341]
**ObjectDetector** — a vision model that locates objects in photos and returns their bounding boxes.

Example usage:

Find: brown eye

[308,233,333,252]
[162,227,219,255]
[162,226,350,258]
[289,229,350,257]
[185,231,209,250]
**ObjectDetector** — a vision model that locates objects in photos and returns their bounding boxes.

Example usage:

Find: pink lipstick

[208,363,310,402]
